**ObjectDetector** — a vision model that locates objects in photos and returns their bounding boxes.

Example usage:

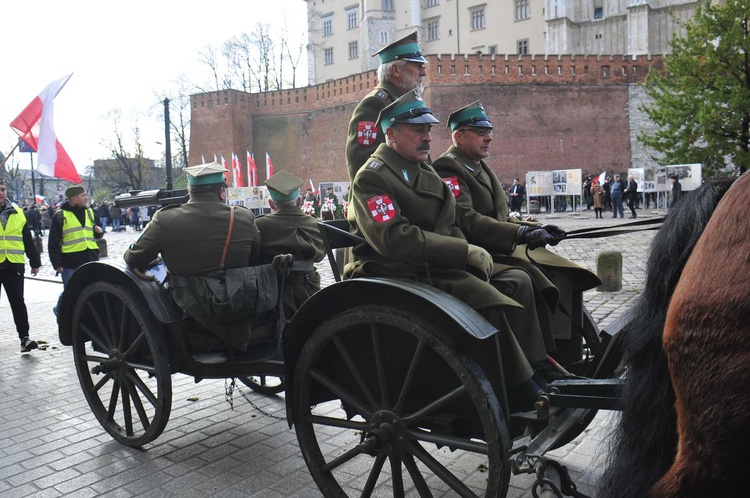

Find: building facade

[306,0,698,84]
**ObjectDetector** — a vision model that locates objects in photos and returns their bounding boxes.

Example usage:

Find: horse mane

[598,178,735,498]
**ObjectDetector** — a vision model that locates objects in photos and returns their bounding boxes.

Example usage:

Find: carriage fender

[283,277,502,426]
[57,259,182,346]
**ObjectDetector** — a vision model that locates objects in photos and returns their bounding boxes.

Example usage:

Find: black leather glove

[541,224,567,246]
[516,226,555,250]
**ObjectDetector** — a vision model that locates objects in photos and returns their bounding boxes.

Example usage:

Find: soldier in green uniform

[432,101,602,364]
[124,162,269,352]
[257,171,325,316]
[345,30,428,182]
[346,90,545,411]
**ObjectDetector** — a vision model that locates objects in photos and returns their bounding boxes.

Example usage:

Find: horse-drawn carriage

[57,188,632,497]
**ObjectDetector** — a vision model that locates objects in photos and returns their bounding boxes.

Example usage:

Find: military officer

[345,30,428,182]
[432,101,602,365]
[124,162,265,351]
[346,90,545,411]
[257,170,325,316]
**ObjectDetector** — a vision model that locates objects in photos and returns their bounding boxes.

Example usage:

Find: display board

[526,171,554,196]
[552,169,582,196]
[227,186,269,211]
[665,163,702,191]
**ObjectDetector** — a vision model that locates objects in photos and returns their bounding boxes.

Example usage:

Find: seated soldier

[346,90,546,411]
[432,101,602,376]
[256,170,325,316]
[123,162,275,352]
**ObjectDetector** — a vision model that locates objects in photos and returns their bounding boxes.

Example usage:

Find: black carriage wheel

[293,305,510,497]
[238,375,285,395]
[71,281,172,447]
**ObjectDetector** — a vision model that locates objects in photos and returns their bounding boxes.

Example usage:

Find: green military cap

[372,30,428,65]
[183,162,228,186]
[65,185,85,198]
[377,90,440,133]
[447,100,493,131]
[265,170,303,202]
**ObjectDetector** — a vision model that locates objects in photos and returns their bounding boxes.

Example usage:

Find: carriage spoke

[393,341,427,413]
[126,369,159,407]
[86,297,113,349]
[320,443,368,473]
[92,372,114,394]
[80,321,109,352]
[401,385,467,425]
[370,324,391,408]
[361,451,388,497]
[332,335,379,411]
[123,375,151,431]
[309,368,373,419]
[121,382,134,436]
[306,414,368,431]
[107,378,121,421]
[122,332,147,361]
[103,292,120,349]
[389,454,406,498]
[409,441,477,498]
[402,452,433,498]
[118,303,132,352]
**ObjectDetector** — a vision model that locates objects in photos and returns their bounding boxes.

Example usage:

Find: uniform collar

[375,143,423,186]
[446,145,483,176]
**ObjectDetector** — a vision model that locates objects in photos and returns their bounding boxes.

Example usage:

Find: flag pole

[0,137,22,171]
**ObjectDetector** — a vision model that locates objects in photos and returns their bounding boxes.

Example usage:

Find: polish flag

[221,155,230,184]
[9,74,81,184]
[265,152,274,180]
[309,178,316,194]
[35,194,45,205]
[596,171,607,185]
[247,151,257,187]
[232,152,245,187]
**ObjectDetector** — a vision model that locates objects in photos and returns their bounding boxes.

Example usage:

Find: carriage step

[193,352,230,364]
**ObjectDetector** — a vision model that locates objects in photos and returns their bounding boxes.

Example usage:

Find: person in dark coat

[624,175,638,218]
[508,178,526,213]
[345,31,428,182]
[97,202,110,232]
[0,180,42,352]
[256,171,325,316]
[346,90,547,411]
[670,174,683,208]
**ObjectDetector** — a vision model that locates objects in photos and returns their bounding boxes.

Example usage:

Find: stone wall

[189,53,664,185]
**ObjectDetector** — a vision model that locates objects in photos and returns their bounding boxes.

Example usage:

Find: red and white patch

[357,121,378,146]
[444,176,460,198]
[367,194,395,223]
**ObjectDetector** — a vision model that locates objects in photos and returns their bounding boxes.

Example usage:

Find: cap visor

[402,114,440,125]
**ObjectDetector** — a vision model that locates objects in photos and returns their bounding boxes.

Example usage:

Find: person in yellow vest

[48,185,103,316]
[0,180,42,352]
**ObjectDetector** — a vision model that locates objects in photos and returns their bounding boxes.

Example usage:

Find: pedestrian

[624,175,638,218]
[610,174,625,218]
[345,30,428,182]
[0,180,42,352]
[320,187,338,220]
[97,201,110,232]
[670,175,683,208]
[346,90,547,411]
[129,205,140,231]
[591,180,605,218]
[256,171,325,316]
[508,178,526,213]
[110,203,122,231]
[603,177,612,211]
[124,162,265,352]
[48,185,104,315]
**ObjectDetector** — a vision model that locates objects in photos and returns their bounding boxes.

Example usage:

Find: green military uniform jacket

[432,146,601,311]
[124,193,269,351]
[256,203,325,315]
[346,143,520,311]
[345,81,402,182]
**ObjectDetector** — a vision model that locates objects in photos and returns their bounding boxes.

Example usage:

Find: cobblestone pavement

[1,208,661,497]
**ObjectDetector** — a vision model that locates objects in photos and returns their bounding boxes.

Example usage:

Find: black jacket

[0,202,42,272]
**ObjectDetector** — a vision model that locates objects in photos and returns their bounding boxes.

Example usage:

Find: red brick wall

[189,54,663,185]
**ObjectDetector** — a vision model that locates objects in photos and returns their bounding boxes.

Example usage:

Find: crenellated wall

[189,54,664,186]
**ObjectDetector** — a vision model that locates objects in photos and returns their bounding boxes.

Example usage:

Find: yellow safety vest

[61,208,99,253]
[0,204,26,264]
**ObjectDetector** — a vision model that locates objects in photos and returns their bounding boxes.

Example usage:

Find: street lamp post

[163,98,173,191]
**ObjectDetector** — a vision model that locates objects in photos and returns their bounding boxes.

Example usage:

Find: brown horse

[653,172,750,497]
[599,176,741,497]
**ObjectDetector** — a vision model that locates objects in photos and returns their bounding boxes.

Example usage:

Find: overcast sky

[0,0,307,176]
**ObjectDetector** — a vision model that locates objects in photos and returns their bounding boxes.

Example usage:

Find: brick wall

[189,54,663,185]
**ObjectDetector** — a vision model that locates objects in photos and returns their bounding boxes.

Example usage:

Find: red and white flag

[9,74,81,184]
[265,152,274,180]
[247,151,257,187]
[221,155,230,184]
[309,178,316,194]
[596,171,607,185]
[231,152,244,187]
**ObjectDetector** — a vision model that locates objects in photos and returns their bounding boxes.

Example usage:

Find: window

[427,20,439,41]
[347,8,358,29]
[426,0,439,7]
[380,31,389,44]
[324,48,334,65]
[382,0,394,11]
[517,39,529,55]
[593,0,603,19]
[471,8,486,31]
[348,41,359,59]
[489,45,497,54]
[323,16,333,37]
[515,0,530,20]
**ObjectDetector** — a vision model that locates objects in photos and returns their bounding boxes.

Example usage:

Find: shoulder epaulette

[366,159,384,170]
[445,153,456,159]
[375,89,389,101]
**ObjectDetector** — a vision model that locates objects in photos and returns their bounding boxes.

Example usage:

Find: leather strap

[219,206,235,271]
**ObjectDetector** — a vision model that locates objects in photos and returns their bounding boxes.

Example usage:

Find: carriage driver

[345,90,546,411]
